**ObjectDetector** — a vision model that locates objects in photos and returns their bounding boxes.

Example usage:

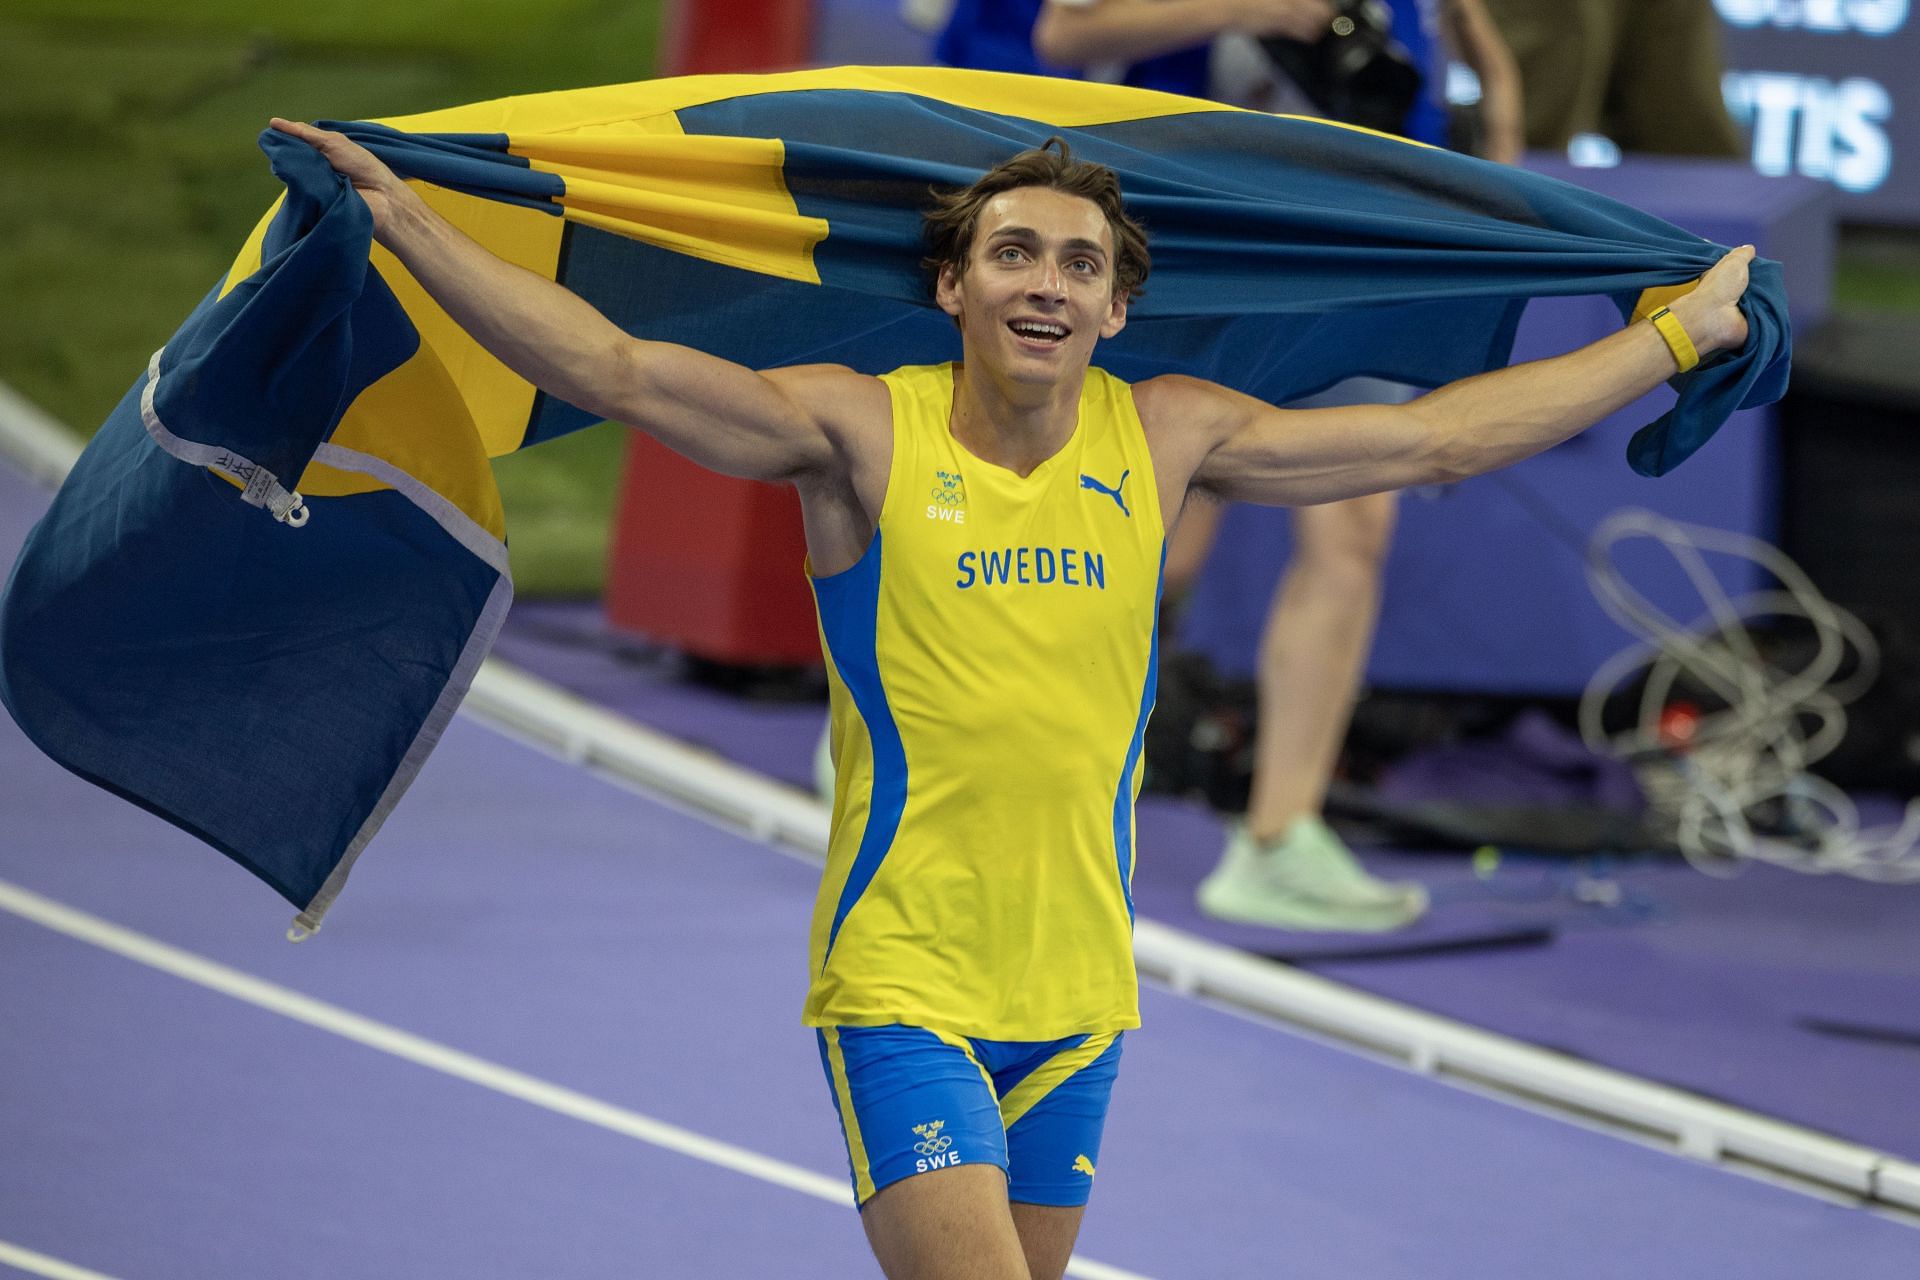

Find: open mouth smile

[1008,318,1071,348]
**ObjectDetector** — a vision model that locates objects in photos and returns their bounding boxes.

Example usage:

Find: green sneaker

[1197,817,1428,932]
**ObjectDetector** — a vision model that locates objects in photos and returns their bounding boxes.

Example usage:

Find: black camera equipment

[1260,0,1422,135]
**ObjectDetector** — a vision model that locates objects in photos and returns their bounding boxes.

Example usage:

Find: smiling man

[273,120,1753,1280]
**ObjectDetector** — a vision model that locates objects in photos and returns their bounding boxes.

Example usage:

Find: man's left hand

[1670,245,1755,360]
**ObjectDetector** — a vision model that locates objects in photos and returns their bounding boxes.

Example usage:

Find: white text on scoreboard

[1723,72,1894,192]
[1714,0,1908,34]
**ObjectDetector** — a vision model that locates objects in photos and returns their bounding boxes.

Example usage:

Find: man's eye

[997,247,1023,261]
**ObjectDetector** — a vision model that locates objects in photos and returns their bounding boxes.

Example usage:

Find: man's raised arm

[1146,245,1756,508]
[271,119,868,484]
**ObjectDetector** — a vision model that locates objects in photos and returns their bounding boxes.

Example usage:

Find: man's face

[935,186,1130,387]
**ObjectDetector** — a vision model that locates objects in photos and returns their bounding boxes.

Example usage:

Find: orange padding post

[660,0,817,75]
[604,431,824,667]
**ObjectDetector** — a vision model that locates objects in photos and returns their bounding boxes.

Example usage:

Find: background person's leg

[1244,492,1397,839]
[861,1163,1034,1280]
[1197,491,1427,931]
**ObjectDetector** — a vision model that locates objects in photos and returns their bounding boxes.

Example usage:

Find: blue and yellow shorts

[815,1025,1124,1208]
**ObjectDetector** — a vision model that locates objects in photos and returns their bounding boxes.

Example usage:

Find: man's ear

[1100,288,1129,340]
[935,262,964,319]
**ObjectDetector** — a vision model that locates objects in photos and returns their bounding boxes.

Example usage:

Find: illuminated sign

[1722,72,1890,192]
[1716,0,1907,35]
[1714,0,1917,221]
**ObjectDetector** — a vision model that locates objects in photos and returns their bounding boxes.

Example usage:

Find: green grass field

[5,6,1919,596]
[0,2,661,594]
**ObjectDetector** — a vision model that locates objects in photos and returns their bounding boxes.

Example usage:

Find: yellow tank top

[804,362,1165,1040]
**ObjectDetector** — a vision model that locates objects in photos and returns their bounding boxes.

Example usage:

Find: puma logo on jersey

[1079,469,1131,517]
[1072,1154,1096,1177]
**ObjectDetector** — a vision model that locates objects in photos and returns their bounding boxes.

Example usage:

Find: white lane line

[0,879,1157,1280]
[0,877,847,1201]
[0,1239,125,1280]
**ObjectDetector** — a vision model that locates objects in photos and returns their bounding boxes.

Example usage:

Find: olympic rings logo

[911,1120,953,1156]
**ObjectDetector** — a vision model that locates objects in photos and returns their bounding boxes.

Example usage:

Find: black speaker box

[1778,312,1920,635]
[1777,313,1920,791]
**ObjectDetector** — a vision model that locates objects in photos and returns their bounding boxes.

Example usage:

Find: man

[272,117,1751,1280]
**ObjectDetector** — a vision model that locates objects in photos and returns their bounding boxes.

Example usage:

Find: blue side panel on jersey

[811,532,912,961]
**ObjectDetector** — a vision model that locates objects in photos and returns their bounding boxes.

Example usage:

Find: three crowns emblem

[912,1120,953,1156]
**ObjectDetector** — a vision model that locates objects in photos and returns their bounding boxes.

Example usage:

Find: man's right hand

[1224,0,1335,42]
[270,118,416,243]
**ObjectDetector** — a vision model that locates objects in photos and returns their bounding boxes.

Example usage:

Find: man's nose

[1027,259,1067,302]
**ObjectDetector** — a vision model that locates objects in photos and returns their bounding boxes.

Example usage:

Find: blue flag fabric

[0,67,1789,930]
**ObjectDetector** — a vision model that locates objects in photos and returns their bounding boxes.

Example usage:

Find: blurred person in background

[935,0,1523,932]
[1479,0,1742,156]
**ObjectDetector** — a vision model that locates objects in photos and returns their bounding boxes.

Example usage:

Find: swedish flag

[0,67,1789,930]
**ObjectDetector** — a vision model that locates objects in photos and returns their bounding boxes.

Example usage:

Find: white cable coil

[1580,508,1920,882]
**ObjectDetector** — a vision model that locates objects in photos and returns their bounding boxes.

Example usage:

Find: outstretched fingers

[268,117,324,144]
[270,118,378,179]
[265,117,410,237]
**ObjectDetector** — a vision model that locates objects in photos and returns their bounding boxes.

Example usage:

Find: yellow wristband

[1647,306,1699,374]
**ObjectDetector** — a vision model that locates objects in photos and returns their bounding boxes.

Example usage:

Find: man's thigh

[815,1027,1124,1277]
[817,1026,1010,1205]
[1010,1202,1087,1280]
[860,1162,1032,1280]
[818,1026,1026,1278]
[994,1033,1122,1279]
[994,1031,1123,1209]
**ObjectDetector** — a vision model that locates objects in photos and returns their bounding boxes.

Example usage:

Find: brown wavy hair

[921,137,1150,299]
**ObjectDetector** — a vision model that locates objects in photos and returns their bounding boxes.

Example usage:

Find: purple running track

[4,457,1918,1276]
[1,653,1917,1274]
